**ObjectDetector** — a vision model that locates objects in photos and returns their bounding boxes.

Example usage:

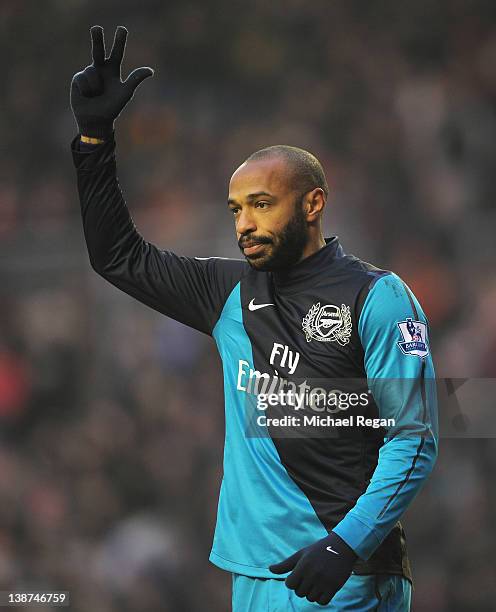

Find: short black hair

[244,145,329,199]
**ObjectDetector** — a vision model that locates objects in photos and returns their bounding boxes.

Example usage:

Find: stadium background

[1,0,496,610]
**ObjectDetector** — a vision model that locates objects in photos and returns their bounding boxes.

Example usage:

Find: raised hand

[70,25,154,139]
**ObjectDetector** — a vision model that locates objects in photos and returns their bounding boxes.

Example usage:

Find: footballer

[70,26,438,611]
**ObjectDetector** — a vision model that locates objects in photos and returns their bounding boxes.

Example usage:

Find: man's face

[228,158,309,271]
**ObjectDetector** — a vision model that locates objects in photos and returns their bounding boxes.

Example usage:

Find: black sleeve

[71,134,247,335]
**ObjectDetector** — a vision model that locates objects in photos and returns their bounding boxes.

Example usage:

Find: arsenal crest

[302,303,352,345]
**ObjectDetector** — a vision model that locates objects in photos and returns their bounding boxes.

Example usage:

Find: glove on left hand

[269,531,357,606]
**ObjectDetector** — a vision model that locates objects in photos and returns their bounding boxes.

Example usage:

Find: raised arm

[70,26,246,334]
[70,25,154,141]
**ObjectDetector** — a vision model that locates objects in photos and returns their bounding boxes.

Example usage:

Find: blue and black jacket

[72,135,438,582]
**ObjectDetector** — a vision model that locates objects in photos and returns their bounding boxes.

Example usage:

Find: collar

[271,236,346,294]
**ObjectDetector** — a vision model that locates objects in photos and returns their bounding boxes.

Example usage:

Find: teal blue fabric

[232,572,412,611]
[210,272,438,575]
[333,273,438,559]
[211,283,328,577]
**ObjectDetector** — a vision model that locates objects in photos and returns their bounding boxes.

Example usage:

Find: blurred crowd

[1,0,496,610]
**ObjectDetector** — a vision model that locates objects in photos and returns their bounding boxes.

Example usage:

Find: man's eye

[255,201,269,209]
[230,208,240,215]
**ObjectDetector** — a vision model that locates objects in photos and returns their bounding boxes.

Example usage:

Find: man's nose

[236,209,257,235]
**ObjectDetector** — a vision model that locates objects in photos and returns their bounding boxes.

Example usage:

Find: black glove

[269,531,357,606]
[70,25,154,139]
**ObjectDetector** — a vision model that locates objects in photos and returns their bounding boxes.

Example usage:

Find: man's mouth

[242,242,266,256]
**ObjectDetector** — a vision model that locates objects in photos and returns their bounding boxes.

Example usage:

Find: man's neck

[299,233,326,263]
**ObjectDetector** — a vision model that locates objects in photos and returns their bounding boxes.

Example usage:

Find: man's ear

[304,188,326,222]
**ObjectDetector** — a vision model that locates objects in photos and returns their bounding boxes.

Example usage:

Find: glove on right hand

[70,25,154,139]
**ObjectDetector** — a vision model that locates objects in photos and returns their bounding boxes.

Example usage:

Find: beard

[238,195,308,271]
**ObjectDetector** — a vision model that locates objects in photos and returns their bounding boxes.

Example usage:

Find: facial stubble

[240,195,308,271]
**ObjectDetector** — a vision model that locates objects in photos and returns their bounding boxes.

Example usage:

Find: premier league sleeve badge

[396,318,430,358]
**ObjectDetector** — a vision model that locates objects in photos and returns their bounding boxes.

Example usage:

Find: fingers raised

[124,67,154,94]
[109,26,128,66]
[90,25,105,66]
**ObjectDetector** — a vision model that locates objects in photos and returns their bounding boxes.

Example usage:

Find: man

[70,26,438,610]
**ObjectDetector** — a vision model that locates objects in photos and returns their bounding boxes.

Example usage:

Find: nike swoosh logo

[326,546,339,555]
[248,298,275,311]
